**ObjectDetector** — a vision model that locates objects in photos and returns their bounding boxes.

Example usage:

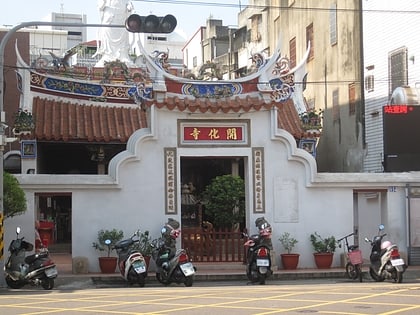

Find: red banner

[183,126,243,141]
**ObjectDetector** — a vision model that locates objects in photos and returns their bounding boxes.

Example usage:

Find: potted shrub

[134,230,153,268]
[279,232,299,270]
[92,229,124,273]
[310,232,336,269]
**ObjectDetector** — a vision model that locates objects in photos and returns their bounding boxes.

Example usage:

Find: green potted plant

[310,232,336,269]
[279,232,299,270]
[134,230,153,268]
[92,229,124,273]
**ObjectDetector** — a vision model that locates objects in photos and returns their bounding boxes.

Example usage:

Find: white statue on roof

[94,0,134,67]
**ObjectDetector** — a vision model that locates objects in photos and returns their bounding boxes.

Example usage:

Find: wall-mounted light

[409,55,415,64]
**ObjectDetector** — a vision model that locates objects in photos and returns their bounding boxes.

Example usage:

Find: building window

[289,37,296,68]
[332,89,340,122]
[329,3,337,46]
[365,65,375,92]
[251,14,262,42]
[306,23,314,60]
[388,46,408,97]
[348,83,356,116]
[365,75,374,92]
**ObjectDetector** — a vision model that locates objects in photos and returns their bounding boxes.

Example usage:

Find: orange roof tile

[29,96,309,143]
[32,97,147,143]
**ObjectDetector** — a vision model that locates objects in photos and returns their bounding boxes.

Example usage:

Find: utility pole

[0,20,124,288]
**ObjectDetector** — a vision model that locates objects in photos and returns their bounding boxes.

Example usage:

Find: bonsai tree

[92,229,124,257]
[201,174,245,229]
[4,172,27,218]
[310,232,336,253]
[279,232,298,254]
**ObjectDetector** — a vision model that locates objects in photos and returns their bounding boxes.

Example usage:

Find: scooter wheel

[184,276,193,287]
[156,272,171,285]
[369,267,385,282]
[5,275,25,289]
[392,271,403,283]
[41,278,54,290]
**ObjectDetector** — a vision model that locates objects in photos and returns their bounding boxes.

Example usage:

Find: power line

[135,0,420,15]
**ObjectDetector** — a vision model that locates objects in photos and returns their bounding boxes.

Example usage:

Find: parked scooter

[4,226,58,290]
[114,230,148,287]
[151,218,196,287]
[365,224,407,283]
[243,217,273,284]
[337,232,363,282]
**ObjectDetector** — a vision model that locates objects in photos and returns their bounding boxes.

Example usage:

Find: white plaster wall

[9,106,420,272]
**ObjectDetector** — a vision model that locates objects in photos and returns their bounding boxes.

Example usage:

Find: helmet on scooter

[381,240,392,250]
[255,217,272,237]
[161,218,180,239]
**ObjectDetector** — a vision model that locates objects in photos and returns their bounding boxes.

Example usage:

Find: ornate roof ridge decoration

[16,35,309,114]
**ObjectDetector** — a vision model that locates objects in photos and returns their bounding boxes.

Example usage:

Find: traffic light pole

[0,21,124,288]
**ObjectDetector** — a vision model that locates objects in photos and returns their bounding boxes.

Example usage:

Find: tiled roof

[29,96,311,143]
[32,97,147,143]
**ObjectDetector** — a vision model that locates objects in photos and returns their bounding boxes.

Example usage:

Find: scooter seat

[24,252,48,265]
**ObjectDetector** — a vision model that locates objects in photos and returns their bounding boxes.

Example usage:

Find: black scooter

[243,217,273,285]
[4,227,58,290]
[151,220,195,287]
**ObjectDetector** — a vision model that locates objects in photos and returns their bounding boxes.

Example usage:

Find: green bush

[4,172,27,218]
[201,174,245,229]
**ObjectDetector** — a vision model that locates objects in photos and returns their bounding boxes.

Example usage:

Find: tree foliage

[202,174,245,229]
[3,172,27,218]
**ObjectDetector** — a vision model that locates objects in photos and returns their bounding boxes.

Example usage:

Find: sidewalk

[51,253,420,288]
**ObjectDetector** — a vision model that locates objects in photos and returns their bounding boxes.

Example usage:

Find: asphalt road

[1,279,420,314]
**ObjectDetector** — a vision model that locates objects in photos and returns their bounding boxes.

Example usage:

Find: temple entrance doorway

[35,193,72,253]
[180,157,246,262]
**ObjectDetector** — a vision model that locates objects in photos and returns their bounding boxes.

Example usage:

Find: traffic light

[125,14,177,34]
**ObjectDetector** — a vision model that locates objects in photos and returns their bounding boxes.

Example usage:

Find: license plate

[133,261,146,273]
[45,267,58,278]
[180,262,195,276]
[256,259,270,267]
[391,258,405,266]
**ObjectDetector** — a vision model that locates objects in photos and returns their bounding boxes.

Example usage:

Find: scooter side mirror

[364,237,370,243]
[16,226,21,235]
[379,224,385,231]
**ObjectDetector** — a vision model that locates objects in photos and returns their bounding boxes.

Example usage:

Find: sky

[0,0,248,39]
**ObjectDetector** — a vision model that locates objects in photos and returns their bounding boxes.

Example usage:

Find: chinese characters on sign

[384,105,413,114]
[184,126,243,141]
[179,120,249,146]
[165,148,177,214]
[253,148,265,213]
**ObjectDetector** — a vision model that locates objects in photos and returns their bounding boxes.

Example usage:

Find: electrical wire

[134,0,420,15]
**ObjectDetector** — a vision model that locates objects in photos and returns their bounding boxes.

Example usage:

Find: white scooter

[114,230,148,287]
[365,224,407,283]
